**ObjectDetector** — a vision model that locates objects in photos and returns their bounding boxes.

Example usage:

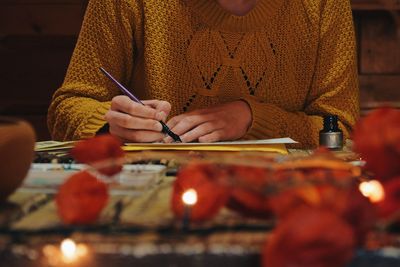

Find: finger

[155,102,171,122]
[169,114,212,136]
[166,106,218,129]
[142,100,171,121]
[198,130,224,143]
[180,121,223,143]
[105,110,162,132]
[111,95,164,120]
[166,115,182,130]
[109,124,164,143]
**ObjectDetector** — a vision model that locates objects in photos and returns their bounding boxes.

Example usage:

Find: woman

[48,0,359,148]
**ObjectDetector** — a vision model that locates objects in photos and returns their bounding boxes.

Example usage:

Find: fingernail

[157,111,166,122]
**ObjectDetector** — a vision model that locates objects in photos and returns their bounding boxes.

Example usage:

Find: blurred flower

[377,177,400,222]
[269,184,320,219]
[71,134,125,176]
[263,207,355,267]
[353,107,400,180]
[56,171,108,224]
[270,181,375,248]
[269,166,354,219]
[226,166,273,219]
[171,163,230,221]
[340,186,377,247]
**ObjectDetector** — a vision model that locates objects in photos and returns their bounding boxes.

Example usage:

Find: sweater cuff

[79,102,111,139]
[241,97,284,140]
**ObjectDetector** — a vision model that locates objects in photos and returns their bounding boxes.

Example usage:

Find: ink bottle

[319,115,343,150]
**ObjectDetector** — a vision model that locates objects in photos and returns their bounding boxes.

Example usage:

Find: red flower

[56,171,108,224]
[263,207,355,267]
[270,182,375,248]
[171,163,230,221]
[340,186,377,247]
[71,134,125,176]
[377,177,400,221]
[269,185,320,219]
[353,107,400,180]
[226,166,273,219]
[268,169,351,220]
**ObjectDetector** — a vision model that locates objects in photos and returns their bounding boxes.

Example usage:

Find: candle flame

[359,180,385,203]
[182,189,198,206]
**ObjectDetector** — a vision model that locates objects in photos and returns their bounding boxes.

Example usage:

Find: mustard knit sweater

[48,0,359,148]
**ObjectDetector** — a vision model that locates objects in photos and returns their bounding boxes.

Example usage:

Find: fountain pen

[99,67,182,142]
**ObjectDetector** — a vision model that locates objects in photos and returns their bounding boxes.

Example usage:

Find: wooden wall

[353,0,400,113]
[1,0,400,141]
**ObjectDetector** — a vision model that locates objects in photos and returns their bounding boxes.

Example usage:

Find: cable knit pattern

[48,0,359,148]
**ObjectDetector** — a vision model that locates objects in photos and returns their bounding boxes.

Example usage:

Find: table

[1,150,400,267]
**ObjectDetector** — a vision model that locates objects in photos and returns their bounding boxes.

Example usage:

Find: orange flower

[263,207,355,267]
[269,185,320,219]
[377,177,400,221]
[353,107,400,180]
[340,186,377,247]
[71,134,125,176]
[226,166,273,219]
[269,169,350,220]
[56,171,108,224]
[171,163,230,221]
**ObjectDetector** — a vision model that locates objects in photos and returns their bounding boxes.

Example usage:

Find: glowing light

[359,180,385,203]
[76,244,88,257]
[43,239,89,265]
[182,189,198,206]
[60,238,77,261]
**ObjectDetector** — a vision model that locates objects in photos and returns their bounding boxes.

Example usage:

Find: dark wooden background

[1,0,400,141]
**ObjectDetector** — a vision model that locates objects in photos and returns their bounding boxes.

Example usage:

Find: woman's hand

[164,100,252,143]
[105,96,171,142]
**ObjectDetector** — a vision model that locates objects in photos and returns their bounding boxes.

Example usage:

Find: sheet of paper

[123,138,297,154]
[35,138,297,154]
[35,141,76,152]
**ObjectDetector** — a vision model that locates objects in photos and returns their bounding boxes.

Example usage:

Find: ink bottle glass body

[319,115,343,150]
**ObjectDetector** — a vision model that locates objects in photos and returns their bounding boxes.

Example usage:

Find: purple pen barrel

[99,67,182,142]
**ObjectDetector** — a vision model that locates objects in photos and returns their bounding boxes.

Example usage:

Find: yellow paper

[123,138,297,154]
[123,143,288,154]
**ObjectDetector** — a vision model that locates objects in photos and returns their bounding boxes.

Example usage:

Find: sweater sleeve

[243,0,359,149]
[48,0,139,140]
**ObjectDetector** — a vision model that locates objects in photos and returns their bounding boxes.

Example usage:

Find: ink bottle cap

[319,115,343,150]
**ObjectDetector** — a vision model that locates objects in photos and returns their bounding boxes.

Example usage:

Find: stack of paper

[35,138,297,154]
[35,141,76,152]
[124,138,297,154]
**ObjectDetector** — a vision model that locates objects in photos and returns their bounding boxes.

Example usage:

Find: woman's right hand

[105,96,171,142]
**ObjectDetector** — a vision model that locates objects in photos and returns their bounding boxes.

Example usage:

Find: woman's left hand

[164,100,252,143]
